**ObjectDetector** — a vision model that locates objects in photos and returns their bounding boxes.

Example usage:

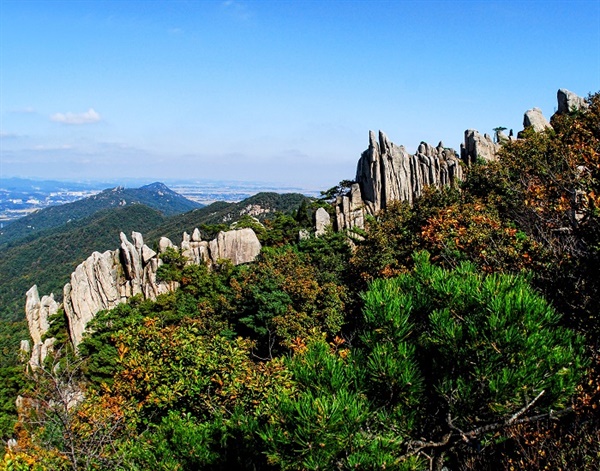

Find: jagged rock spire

[336,130,463,231]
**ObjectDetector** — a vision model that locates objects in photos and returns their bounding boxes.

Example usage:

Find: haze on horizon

[1,0,599,190]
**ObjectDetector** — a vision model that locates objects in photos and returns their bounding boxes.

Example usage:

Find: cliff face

[336,131,463,231]
[26,227,262,352]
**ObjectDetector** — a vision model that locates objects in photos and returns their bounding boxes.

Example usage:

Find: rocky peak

[557,88,588,115]
[523,107,552,132]
[460,130,499,165]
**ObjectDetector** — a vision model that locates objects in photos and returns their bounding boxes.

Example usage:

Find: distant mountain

[0,182,202,247]
[145,192,312,243]
[0,204,168,322]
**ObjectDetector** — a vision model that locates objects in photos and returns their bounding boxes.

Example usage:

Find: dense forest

[2,93,600,470]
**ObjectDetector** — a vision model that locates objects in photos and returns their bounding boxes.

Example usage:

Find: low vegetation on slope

[3,93,600,470]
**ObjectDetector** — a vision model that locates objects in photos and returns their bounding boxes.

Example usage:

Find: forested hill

[146,192,312,243]
[0,182,202,247]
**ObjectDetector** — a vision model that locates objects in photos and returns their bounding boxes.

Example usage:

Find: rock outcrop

[24,286,58,368]
[314,207,331,236]
[209,228,262,265]
[336,131,463,231]
[62,231,178,347]
[27,228,262,349]
[460,129,499,165]
[359,131,462,212]
[335,183,366,232]
[557,88,588,115]
[181,229,211,266]
[523,107,552,132]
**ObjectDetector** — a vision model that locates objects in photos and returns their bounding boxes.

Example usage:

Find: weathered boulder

[557,88,588,115]
[523,107,551,132]
[314,207,331,236]
[209,228,262,265]
[19,340,30,355]
[461,129,499,165]
[298,229,310,241]
[159,236,175,253]
[141,244,157,264]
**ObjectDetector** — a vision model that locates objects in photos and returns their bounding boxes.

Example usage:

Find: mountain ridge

[0,182,202,247]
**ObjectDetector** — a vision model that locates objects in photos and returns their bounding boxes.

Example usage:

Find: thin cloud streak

[50,108,102,125]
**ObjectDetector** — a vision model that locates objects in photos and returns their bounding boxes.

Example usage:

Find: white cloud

[0,131,19,139]
[50,108,102,125]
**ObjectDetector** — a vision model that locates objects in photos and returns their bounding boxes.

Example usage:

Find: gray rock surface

[336,131,463,230]
[298,229,310,241]
[209,228,262,265]
[19,340,30,355]
[557,89,588,114]
[523,107,551,132]
[314,207,331,236]
[335,183,366,232]
[461,129,499,165]
[357,131,462,212]
[24,285,58,368]
[63,250,122,347]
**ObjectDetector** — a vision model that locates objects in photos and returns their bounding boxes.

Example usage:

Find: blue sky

[1,0,599,189]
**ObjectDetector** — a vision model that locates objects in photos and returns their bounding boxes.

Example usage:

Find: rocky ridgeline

[22,88,588,365]
[23,228,261,366]
[335,131,466,231]
[335,88,588,231]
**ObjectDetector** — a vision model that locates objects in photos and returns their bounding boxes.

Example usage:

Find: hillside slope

[145,192,312,243]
